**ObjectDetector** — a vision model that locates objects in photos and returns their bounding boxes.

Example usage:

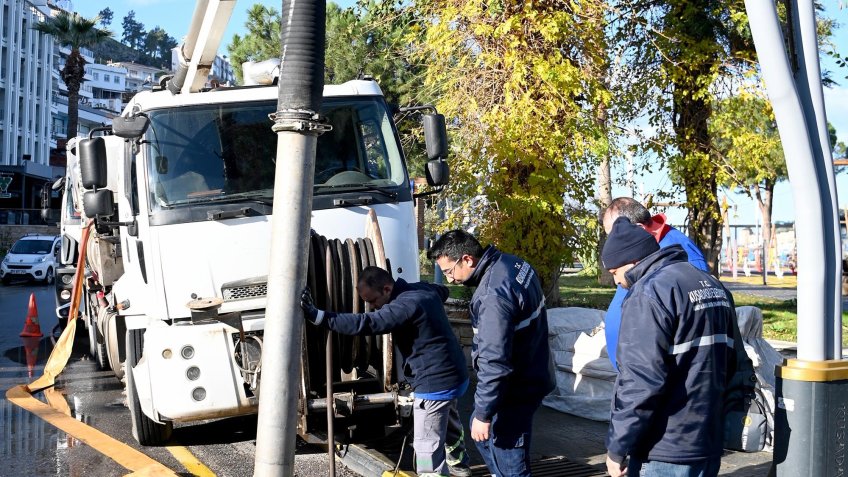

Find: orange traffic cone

[19,293,43,337]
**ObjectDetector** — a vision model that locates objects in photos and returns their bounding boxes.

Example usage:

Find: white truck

[50,4,449,444]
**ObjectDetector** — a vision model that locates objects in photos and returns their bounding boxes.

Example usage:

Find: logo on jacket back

[688,286,730,311]
[515,262,533,287]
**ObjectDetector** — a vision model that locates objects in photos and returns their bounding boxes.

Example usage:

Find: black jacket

[606,245,740,464]
[321,278,468,394]
[465,246,555,422]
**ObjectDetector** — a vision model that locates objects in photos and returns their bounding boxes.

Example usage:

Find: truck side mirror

[113,114,150,139]
[83,190,115,218]
[79,137,108,189]
[423,114,448,160]
[425,159,449,187]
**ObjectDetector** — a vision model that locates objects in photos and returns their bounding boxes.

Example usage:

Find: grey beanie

[601,217,660,269]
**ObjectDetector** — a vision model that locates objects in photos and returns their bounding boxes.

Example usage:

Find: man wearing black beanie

[601,217,742,477]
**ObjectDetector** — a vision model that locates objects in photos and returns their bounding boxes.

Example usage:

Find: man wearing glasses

[428,230,555,477]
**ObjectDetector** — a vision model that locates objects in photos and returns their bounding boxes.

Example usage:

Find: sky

[68,0,848,226]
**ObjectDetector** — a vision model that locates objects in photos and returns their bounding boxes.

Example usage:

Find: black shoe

[448,463,473,477]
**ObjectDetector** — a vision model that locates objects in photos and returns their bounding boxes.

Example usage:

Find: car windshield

[143,97,407,210]
[10,240,53,254]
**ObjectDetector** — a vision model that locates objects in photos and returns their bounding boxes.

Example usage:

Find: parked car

[1,234,60,285]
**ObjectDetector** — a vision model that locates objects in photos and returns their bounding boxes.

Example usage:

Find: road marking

[165,444,216,477]
[5,385,177,476]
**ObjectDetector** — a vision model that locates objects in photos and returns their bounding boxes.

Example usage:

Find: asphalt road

[0,282,357,477]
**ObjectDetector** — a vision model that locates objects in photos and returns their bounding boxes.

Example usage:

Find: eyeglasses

[441,260,461,278]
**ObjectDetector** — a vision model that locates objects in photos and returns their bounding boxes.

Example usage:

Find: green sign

[0,175,11,198]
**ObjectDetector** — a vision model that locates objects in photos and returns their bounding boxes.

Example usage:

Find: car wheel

[44,267,54,285]
[1,276,10,286]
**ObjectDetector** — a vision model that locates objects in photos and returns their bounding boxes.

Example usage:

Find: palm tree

[34,12,111,142]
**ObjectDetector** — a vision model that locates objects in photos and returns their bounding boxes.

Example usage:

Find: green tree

[121,10,145,50]
[413,0,610,303]
[228,1,431,174]
[711,93,784,282]
[227,4,282,83]
[34,12,112,142]
[144,27,168,59]
[610,0,757,273]
[98,7,113,28]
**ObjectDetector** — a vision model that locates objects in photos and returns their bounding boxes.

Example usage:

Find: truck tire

[96,339,109,370]
[127,328,173,446]
[103,310,125,380]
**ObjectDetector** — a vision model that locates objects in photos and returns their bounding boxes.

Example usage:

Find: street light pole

[744,0,847,475]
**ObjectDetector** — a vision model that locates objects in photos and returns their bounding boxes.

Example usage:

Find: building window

[104,74,110,82]
[93,72,99,80]
[114,76,120,84]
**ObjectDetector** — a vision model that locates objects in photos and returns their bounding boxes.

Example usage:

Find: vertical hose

[276,0,326,114]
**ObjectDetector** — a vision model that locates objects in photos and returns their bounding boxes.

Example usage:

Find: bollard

[773,360,848,476]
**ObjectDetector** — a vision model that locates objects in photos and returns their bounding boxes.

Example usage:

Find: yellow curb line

[165,444,216,477]
[5,384,177,476]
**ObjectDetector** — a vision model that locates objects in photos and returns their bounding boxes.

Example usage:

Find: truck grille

[222,282,267,301]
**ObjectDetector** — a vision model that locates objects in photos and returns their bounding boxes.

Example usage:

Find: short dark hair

[358,266,394,289]
[427,229,485,261]
[606,197,651,225]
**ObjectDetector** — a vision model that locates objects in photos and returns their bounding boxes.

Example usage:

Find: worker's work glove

[300,288,325,326]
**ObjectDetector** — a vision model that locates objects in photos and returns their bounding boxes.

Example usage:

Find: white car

[1,234,60,285]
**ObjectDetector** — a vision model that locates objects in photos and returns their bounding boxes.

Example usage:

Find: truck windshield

[143,97,407,210]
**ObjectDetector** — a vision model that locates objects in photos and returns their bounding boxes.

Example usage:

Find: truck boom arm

[168,0,237,94]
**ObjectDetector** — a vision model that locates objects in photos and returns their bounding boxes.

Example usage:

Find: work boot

[448,463,473,477]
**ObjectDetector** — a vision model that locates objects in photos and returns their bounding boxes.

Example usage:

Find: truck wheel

[127,328,173,446]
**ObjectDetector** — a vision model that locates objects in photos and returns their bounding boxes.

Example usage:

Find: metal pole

[254,132,318,476]
[792,0,842,356]
[253,0,326,474]
[744,0,832,361]
[326,330,336,477]
[745,1,848,475]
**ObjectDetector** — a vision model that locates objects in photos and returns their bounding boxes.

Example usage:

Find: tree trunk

[596,102,615,286]
[545,269,561,308]
[755,181,774,285]
[61,49,87,142]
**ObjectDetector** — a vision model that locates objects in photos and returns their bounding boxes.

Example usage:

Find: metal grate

[222,282,267,301]
[470,456,605,477]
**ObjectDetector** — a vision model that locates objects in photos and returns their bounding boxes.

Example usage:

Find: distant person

[300,267,471,477]
[601,217,741,477]
[602,197,708,370]
[428,230,555,477]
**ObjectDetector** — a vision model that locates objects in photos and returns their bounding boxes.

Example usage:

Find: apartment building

[0,0,62,222]
[171,48,236,87]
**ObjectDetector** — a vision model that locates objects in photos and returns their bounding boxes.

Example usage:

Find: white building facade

[0,0,54,167]
[171,48,236,86]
